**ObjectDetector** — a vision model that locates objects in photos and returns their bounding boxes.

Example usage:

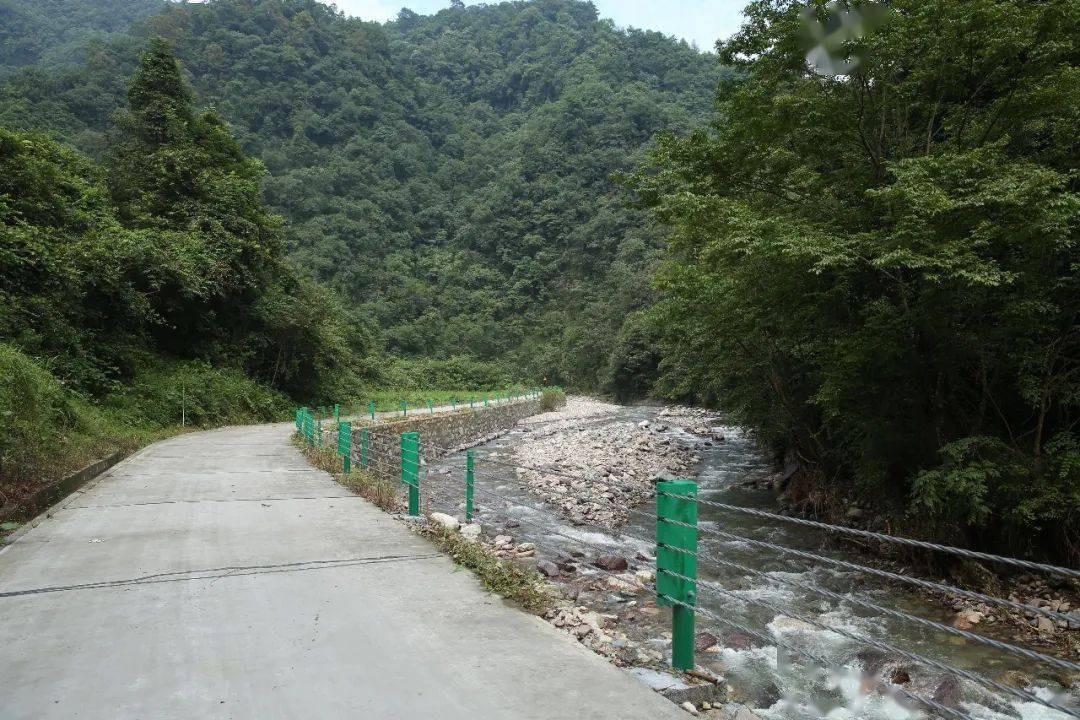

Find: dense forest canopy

[2,0,1076,563]
[0,0,722,511]
[0,0,724,390]
[0,32,371,490]
[631,0,1079,561]
[0,0,165,75]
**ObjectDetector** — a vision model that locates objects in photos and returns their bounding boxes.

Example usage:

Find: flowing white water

[425,402,1077,719]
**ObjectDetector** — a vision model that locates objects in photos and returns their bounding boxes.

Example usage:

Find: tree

[632,0,1079,561]
[106,38,284,356]
[0,0,724,392]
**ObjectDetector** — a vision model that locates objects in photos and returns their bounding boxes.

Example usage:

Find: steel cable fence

[296,414,1080,718]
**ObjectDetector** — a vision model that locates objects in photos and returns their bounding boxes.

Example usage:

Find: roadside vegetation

[292,427,551,613]
[628,0,1079,564]
[0,40,352,512]
[292,437,399,512]
[422,524,552,615]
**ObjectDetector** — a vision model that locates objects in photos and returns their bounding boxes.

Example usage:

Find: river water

[422,402,1076,720]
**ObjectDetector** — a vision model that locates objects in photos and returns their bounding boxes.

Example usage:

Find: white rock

[771,617,816,634]
[428,512,460,531]
[960,610,984,625]
[493,535,513,546]
[681,701,699,716]
[460,523,481,541]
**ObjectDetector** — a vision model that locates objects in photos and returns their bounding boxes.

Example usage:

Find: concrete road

[0,422,683,719]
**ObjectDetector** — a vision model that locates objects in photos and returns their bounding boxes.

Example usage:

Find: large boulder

[537,560,560,578]
[594,555,629,571]
[429,512,460,532]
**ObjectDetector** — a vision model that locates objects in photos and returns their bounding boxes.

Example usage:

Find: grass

[290,433,551,614]
[0,344,289,518]
[422,524,552,614]
[292,435,401,512]
[308,388,541,418]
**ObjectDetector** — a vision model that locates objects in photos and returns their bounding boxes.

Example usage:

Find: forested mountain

[0,0,164,75]
[1,0,1076,562]
[0,0,723,389]
[1,37,371,499]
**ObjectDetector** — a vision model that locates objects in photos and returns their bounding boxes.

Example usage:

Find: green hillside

[0,0,165,75]
[0,0,725,390]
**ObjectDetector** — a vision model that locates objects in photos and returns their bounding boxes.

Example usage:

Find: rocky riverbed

[425,508,748,718]
[508,397,710,527]
[423,397,1079,719]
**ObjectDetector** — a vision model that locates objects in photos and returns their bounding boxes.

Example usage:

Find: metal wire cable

[657,592,977,720]
[432,463,1080,710]
[548,490,1080,676]
[436,455,1076,627]
[487,466,1080,675]
[427,439,1080,580]
[656,543,1080,673]
[657,491,1080,580]
[336,433,1078,716]
[658,516,1076,627]
[658,565,1079,718]
[427,477,1078,713]
[418,477,982,720]
[335,435,1079,681]
[428,454,1075,629]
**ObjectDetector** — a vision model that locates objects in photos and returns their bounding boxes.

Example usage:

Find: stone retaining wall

[0,449,126,524]
[325,398,558,481]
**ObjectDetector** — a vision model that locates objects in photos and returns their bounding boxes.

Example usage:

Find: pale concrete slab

[0,422,682,719]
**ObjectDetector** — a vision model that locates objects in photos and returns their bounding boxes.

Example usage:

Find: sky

[326,0,747,51]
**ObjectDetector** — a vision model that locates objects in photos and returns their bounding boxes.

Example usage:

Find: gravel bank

[510,397,702,527]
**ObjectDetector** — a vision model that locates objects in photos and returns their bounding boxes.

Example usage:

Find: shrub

[382,356,515,390]
[340,470,399,512]
[107,361,291,427]
[292,435,401,512]
[0,343,74,486]
[423,524,551,614]
[539,388,565,412]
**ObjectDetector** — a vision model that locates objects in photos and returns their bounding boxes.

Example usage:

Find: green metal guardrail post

[334,404,340,423]
[360,428,369,469]
[452,397,457,411]
[315,417,323,447]
[428,399,434,414]
[465,449,475,522]
[401,400,407,418]
[469,396,474,409]
[401,432,420,517]
[484,394,489,407]
[338,421,352,473]
[369,401,376,421]
[656,479,698,671]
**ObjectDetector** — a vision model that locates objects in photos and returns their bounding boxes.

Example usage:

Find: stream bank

[423,396,1079,720]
